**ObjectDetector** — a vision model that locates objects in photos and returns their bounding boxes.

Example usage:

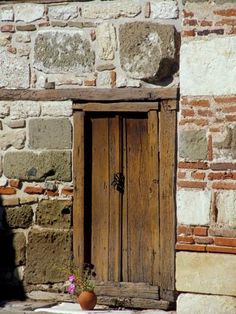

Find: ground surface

[0,301,176,314]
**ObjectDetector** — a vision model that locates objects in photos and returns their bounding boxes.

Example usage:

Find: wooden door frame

[73,91,178,303]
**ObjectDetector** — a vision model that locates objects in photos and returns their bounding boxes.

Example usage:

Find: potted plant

[67,263,97,310]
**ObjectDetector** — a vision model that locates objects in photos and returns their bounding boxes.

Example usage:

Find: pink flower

[68,275,75,283]
[67,283,76,294]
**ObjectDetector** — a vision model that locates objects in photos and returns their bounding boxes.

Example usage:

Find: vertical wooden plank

[108,116,122,282]
[159,101,177,299]
[73,111,85,267]
[122,117,128,282]
[91,117,110,282]
[148,110,160,286]
[126,115,152,283]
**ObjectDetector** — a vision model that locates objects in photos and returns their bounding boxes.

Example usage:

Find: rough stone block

[3,151,72,182]
[177,293,236,314]
[97,71,112,87]
[97,23,116,60]
[34,30,95,74]
[177,190,211,225]
[0,48,29,89]
[119,22,177,81]
[151,1,179,19]
[180,37,236,96]
[15,4,45,23]
[82,1,141,19]
[13,232,26,266]
[0,34,11,47]
[0,130,26,150]
[36,200,72,229]
[4,205,33,229]
[40,101,72,117]
[48,4,78,20]
[176,252,236,296]
[15,32,31,43]
[25,229,72,283]
[10,101,40,120]
[0,102,10,118]
[28,118,72,149]
[179,130,207,160]
[215,191,236,228]
[0,7,14,22]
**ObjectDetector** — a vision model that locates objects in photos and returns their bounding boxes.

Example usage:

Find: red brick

[223,106,236,113]
[214,9,236,17]
[38,21,50,28]
[226,115,236,122]
[210,163,236,171]
[24,186,44,194]
[208,135,213,161]
[177,235,194,244]
[194,237,213,245]
[178,181,207,189]
[175,243,206,252]
[214,237,236,247]
[7,46,17,54]
[197,109,213,117]
[182,30,195,37]
[84,79,96,87]
[209,227,236,238]
[212,182,236,190]
[208,172,234,180]
[200,20,213,27]
[229,27,236,34]
[189,99,210,107]
[216,19,236,26]
[215,96,236,103]
[194,226,208,236]
[61,187,73,196]
[178,162,209,170]
[183,10,194,18]
[184,19,198,26]
[111,71,116,88]
[209,127,221,132]
[181,109,195,117]
[9,179,21,189]
[191,171,206,180]
[179,118,208,126]
[177,225,193,236]
[1,25,15,33]
[206,245,236,254]
[90,30,96,41]
[0,187,16,195]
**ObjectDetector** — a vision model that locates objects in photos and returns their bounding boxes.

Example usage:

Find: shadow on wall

[0,196,25,304]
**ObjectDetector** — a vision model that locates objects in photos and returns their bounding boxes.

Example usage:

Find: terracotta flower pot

[77,291,97,310]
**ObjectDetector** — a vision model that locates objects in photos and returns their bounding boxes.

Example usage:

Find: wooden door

[73,102,176,309]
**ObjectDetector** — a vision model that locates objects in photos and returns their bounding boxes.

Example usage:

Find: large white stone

[215,190,236,228]
[10,101,40,120]
[97,23,116,60]
[180,37,236,96]
[48,4,78,20]
[0,6,14,21]
[0,49,29,89]
[41,101,72,117]
[0,102,10,118]
[82,1,141,19]
[176,252,236,296]
[15,4,45,23]
[0,130,25,150]
[177,293,236,314]
[151,1,179,19]
[177,190,211,225]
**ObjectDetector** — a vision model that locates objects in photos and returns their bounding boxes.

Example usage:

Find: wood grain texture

[73,111,84,267]
[91,117,110,281]
[159,101,177,299]
[73,102,159,112]
[0,88,178,101]
[148,110,160,286]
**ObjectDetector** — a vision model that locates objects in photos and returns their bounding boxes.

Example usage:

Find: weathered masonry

[0,1,236,313]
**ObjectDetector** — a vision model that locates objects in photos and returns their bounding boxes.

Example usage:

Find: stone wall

[177,0,236,313]
[0,0,181,301]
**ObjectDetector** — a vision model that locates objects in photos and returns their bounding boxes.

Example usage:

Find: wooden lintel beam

[0,88,178,102]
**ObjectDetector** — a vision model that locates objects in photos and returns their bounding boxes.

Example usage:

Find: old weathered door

[73,102,176,309]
